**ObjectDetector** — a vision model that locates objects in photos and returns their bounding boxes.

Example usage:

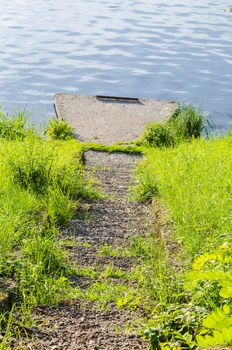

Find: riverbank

[133,133,232,349]
[0,108,231,349]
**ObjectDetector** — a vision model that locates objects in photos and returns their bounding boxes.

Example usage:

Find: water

[0,0,232,130]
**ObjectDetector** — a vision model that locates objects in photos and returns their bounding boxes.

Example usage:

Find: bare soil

[28,151,153,350]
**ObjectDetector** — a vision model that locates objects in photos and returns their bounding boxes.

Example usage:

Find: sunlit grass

[0,110,99,343]
[134,134,232,260]
[1,107,231,348]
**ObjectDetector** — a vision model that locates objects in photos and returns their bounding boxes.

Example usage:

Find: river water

[0,0,232,130]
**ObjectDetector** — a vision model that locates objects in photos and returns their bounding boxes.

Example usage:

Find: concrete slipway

[54,93,178,144]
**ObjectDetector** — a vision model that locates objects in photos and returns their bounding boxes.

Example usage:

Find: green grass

[169,103,206,139]
[137,103,207,148]
[46,118,74,140]
[99,264,133,280]
[132,133,232,348]
[134,134,232,260]
[43,114,231,349]
[0,110,100,346]
[82,142,143,154]
[82,280,140,309]
[0,110,34,140]
[1,106,231,349]
[98,243,124,257]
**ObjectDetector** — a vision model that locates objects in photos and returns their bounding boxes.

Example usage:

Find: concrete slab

[54,93,178,144]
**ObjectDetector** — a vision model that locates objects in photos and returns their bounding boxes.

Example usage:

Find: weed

[43,187,76,226]
[137,122,175,148]
[17,262,71,306]
[169,103,206,139]
[82,280,135,308]
[0,109,34,140]
[100,264,130,280]
[22,235,68,275]
[9,137,54,194]
[131,163,159,202]
[133,134,232,348]
[46,118,74,140]
[98,244,123,257]
[74,266,98,278]
[137,104,207,149]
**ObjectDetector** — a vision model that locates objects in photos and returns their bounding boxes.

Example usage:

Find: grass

[46,111,232,349]
[137,103,207,148]
[133,134,232,260]
[98,243,124,257]
[82,280,140,309]
[0,110,34,140]
[0,105,231,349]
[99,264,133,280]
[45,118,74,140]
[0,110,99,346]
[82,142,143,154]
[169,103,207,139]
[132,132,232,348]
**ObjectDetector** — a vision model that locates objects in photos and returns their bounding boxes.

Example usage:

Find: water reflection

[0,0,231,129]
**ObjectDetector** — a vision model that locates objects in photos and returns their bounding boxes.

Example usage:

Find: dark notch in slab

[96,95,140,102]
[54,93,178,145]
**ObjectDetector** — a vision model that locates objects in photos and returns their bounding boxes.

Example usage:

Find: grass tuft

[46,118,74,140]
[169,103,206,139]
[0,109,34,140]
[137,103,207,149]
[137,122,175,148]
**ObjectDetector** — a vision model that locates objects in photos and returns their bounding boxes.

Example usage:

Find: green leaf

[218,317,232,330]
[220,286,232,298]
[222,327,232,342]
[213,330,225,345]
[205,335,216,347]
[203,316,216,329]
[212,308,226,322]
[196,335,208,348]
[203,308,225,329]
[223,304,231,315]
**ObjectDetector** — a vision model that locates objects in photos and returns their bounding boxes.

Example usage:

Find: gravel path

[29,151,153,350]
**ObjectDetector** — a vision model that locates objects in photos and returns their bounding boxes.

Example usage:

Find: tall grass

[133,133,232,348]
[134,134,232,260]
[137,103,207,148]
[0,110,34,140]
[169,103,206,139]
[0,111,99,343]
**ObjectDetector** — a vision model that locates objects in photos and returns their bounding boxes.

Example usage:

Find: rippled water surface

[0,0,232,129]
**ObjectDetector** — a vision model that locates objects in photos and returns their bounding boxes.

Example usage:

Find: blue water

[0,0,232,130]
